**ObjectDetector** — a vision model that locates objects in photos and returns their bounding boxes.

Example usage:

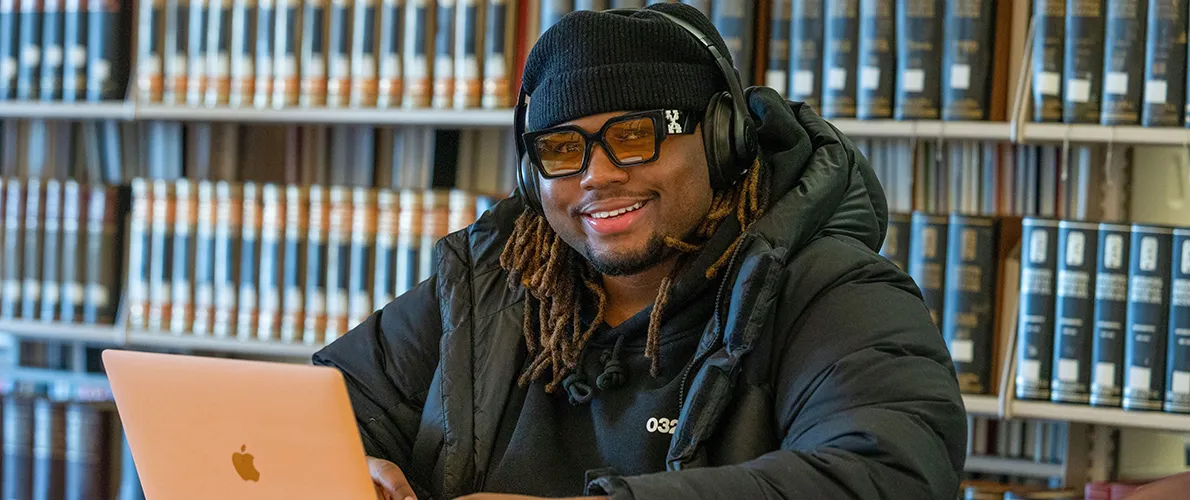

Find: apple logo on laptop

[232,444,260,482]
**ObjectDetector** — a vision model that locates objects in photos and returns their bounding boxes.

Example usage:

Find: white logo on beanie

[665,110,682,134]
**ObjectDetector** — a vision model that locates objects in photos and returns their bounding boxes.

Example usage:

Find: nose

[579,142,629,191]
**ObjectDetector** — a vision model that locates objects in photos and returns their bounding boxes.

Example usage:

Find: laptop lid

[102,349,375,500]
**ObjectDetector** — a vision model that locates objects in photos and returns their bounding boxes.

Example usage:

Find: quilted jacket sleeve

[593,258,967,500]
[311,275,443,472]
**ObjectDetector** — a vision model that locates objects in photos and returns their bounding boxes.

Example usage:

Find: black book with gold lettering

[894,0,944,119]
[1122,225,1173,411]
[1140,0,1187,126]
[1063,0,1107,123]
[1032,0,1066,122]
[1100,0,1147,125]
[856,0,894,119]
[941,0,998,120]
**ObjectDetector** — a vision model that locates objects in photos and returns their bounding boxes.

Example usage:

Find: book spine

[211,181,241,338]
[1122,225,1173,411]
[298,0,327,106]
[31,399,65,500]
[431,0,454,108]
[765,0,791,96]
[205,0,233,105]
[192,180,215,335]
[1141,0,1188,126]
[57,180,79,322]
[446,189,475,233]
[147,179,174,331]
[880,212,911,271]
[162,0,187,103]
[907,212,947,329]
[2,396,34,500]
[325,0,349,106]
[227,0,256,106]
[372,189,396,310]
[1031,0,1066,122]
[347,187,374,329]
[1051,221,1099,404]
[710,0,753,86]
[185,0,208,104]
[17,0,44,100]
[940,0,996,120]
[21,178,42,319]
[0,0,17,99]
[87,0,129,101]
[1091,224,1132,407]
[271,0,297,106]
[236,181,260,340]
[349,0,378,107]
[1015,217,1060,400]
[481,0,512,109]
[376,0,402,108]
[821,0,858,118]
[138,0,164,101]
[280,185,306,343]
[83,185,120,325]
[395,189,420,296]
[39,0,64,100]
[419,190,448,281]
[64,403,109,500]
[856,0,894,119]
[1063,0,1107,123]
[253,0,274,106]
[60,0,85,101]
[170,179,195,334]
[1,180,22,318]
[453,0,479,108]
[39,179,60,321]
[324,186,350,342]
[1100,0,1147,125]
[941,214,999,394]
[401,0,430,107]
[303,185,327,344]
[1166,228,1190,413]
[256,183,281,340]
[893,0,944,119]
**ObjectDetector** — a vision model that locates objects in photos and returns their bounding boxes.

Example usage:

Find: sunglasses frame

[522,109,699,180]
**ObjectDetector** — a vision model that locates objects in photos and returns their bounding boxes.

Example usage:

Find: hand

[368,456,418,500]
[455,495,608,500]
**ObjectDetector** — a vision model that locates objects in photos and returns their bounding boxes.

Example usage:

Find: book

[349,0,378,107]
[303,185,328,344]
[58,180,82,322]
[1,179,20,318]
[280,185,306,343]
[162,0,188,103]
[1051,221,1099,404]
[453,0,480,108]
[401,0,430,107]
[60,0,87,101]
[1031,0,1066,122]
[941,0,998,120]
[138,0,165,102]
[40,0,64,100]
[447,189,475,233]
[372,189,397,310]
[419,190,449,282]
[192,180,216,335]
[1100,0,1148,125]
[206,0,234,105]
[298,0,328,106]
[17,0,44,100]
[395,189,421,295]
[2,396,34,500]
[894,0,944,119]
[1166,228,1190,413]
[908,212,948,329]
[347,187,375,329]
[171,179,196,334]
[227,0,256,107]
[147,179,174,331]
[256,183,281,340]
[31,399,65,500]
[253,0,275,106]
[941,214,999,394]
[432,0,456,108]
[820,0,858,118]
[323,186,349,342]
[1062,0,1107,123]
[86,0,130,101]
[1140,0,1187,126]
[64,402,111,500]
[765,0,791,96]
[880,212,911,271]
[481,0,514,109]
[83,185,120,324]
[21,178,42,319]
[0,0,17,99]
[1015,217,1059,401]
[1122,225,1173,411]
[856,0,894,119]
[272,0,298,106]
[39,179,61,321]
[376,0,402,108]
[211,181,241,338]
[185,0,208,105]
[325,0,349,106]
[711,0,754,86]
[236,182,260,340]
[1091,223,1131,407]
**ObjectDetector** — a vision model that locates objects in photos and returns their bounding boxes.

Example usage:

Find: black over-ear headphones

[514,8,759,215]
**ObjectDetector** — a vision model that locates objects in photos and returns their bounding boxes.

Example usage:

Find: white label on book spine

[1057,358,1078,382]
[861,66,880,91]
[1105,72,1128,95]
[92,60,111,81]
[764,70,786,93]
[86,284,110,307]
[174,56,188,74]
[1174,371,1190,394]
[23,280,40,300]
[2,57,16,79]
[66,283,83,303]
[68,46,85,66]
[1019,359,1041,383]
[949,64,970,90]
[1094,362,1116,388]
[1145,80,1168,104]
[1128,366,1151,390]
[257,56,274,76]
[21,46,40,65]
[950,339,974,363]
[4,280,20,298]
[483,58,505,78]
[902,69,924,93]
[1038,72,1060,96]
[1067,78,1090,103]
[43,46,63,67]
[332,58,349,78]
[42,285,59,304]
[139,57,162,75]
[827,67,846,91]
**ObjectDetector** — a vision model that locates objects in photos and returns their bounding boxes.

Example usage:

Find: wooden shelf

[964,456,1065,478]
[1021,122,1190,146]
[0,319,124,344]
[828,119,1014,141]
[1012,400,1190,433]
[135,104,515,127]
[0,100,134,120]
[963,394,1001,417]
[125,330,321,359]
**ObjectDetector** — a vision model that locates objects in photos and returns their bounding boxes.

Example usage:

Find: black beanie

[521,3,734,131]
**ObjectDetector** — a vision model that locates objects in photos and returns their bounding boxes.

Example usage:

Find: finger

[374,482,393,500]
[367,457,418,500]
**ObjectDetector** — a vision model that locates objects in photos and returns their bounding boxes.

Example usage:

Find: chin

[584,236,667,277]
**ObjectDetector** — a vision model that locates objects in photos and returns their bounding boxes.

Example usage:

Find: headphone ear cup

[517,154,543,215]
[702,91,738,191]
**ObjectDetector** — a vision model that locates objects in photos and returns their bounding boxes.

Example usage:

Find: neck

[600,256,678,327]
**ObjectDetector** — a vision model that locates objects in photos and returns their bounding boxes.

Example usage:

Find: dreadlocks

[499,157,770,393]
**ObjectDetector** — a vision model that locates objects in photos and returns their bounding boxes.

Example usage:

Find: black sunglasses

[522,109,700,179]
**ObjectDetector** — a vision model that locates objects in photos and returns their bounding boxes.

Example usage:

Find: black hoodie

[312,88,967,500]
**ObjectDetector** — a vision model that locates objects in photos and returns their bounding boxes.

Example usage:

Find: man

[313,4,966,500]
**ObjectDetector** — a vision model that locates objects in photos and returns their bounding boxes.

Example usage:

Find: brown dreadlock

[499,157,771,393]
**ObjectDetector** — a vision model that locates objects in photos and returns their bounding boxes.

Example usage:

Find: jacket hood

[744,87,888,255]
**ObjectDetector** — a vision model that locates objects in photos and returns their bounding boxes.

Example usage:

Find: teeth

[590,201,644,219]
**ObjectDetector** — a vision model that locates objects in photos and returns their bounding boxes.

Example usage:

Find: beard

[582,232,671,276]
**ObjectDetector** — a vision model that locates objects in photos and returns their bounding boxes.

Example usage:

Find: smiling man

[313,4,966,500]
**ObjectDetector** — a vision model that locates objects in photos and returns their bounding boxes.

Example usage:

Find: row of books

[124,179,495,344]
[966,417,1068,469]
[0,395,144,500]
[1031,0,1190,127]
[0,0,131,102]
[1015,218,1190,415]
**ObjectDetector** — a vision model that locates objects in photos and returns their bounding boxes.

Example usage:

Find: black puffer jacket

[312,88,967,500]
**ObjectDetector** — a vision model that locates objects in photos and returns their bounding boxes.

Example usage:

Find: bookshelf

[963,456,1065,479]
[1011,401,1190,434]
[963,395,1001,417]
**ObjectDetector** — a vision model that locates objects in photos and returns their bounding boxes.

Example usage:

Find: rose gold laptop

[102,349,376,500]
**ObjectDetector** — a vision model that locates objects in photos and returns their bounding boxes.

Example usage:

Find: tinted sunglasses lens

[604,117,658,164]
[533,130,586,177]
